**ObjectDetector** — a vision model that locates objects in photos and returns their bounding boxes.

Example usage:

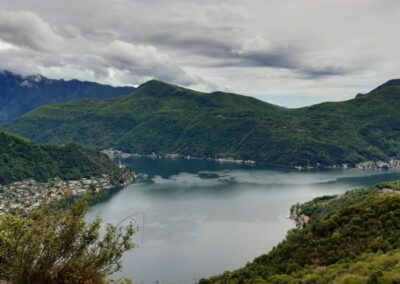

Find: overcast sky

[0,0,399,107]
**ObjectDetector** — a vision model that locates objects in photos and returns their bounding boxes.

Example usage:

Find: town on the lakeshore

[0,173,134,215]
[102,149,400,170]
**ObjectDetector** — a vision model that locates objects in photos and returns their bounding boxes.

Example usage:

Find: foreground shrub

[0,199,135,284]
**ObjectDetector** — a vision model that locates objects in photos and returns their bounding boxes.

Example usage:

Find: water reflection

[86,157,400,284]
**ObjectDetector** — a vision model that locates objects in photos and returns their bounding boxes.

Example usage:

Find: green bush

[0,198,135,284]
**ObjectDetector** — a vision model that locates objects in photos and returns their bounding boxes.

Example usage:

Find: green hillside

[201,181,400,283]
[0,131,124,184]
[4,79,400,167]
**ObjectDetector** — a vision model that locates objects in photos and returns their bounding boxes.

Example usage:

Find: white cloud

[103,40,207,86]
[0,0,398,106]
[0,10,211,88]
[234,37,275,55]
[0,39,16,51]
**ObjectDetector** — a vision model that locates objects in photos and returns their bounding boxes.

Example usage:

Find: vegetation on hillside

[0,198,135,284]
[0,131,126,185]
[201,181,400,283]
[292,181,400,222]
[5,79,400,167]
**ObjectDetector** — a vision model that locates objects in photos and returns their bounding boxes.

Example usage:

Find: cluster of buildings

[290,203,311,229]
[102,148,257,165]
[0,174,128,215]
[293,159,400,170]
[356,159,400,170]
[101,149,137,160]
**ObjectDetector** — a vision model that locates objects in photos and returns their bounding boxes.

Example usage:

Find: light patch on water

[86,157,400,284]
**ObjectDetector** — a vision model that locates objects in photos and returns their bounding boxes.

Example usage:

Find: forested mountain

[201,181,400,283]
[5,79,400,167]
[0,131,123,184]
[0,70,135,124]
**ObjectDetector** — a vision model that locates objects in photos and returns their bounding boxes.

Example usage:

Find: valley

[2,2,400,283]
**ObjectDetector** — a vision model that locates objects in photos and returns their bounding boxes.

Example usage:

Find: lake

[86,157,400,284]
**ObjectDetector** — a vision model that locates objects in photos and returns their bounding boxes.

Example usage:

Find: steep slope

[4,80,289,158]
[4,79,400,167]
[202,181,400,283]
[0,131,124,184]
[0,70,135,124]
[291,81,400,164]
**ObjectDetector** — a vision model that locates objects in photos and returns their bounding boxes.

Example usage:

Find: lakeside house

[0,173,134,215]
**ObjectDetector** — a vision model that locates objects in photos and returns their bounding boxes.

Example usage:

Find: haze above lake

[86,158,400,284]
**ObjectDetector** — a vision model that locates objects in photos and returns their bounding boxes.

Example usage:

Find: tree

[0,198,135,284]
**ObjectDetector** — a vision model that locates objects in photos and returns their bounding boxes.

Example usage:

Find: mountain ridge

[371,78,400,93]
[0,70,135,124]
[0,130,124,185]
[4,78,400,167]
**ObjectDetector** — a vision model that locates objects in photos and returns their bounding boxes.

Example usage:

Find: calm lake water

[86,157,400,284]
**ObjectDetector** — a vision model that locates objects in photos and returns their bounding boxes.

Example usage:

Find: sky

[0,0,399,107]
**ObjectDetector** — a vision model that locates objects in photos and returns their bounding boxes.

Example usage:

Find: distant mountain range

[0,131,123,185]
[0,70,135,124]
[4,79,400,167]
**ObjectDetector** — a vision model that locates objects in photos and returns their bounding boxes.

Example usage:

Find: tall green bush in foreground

[0,199,135,284]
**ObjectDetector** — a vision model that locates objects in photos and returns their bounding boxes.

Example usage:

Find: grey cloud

[103,40,204,86]
[0,0,398,105]
[153,34,354,78]
[0,2,362,82]
[299,66,353,79]
[0,10,63,51]
[0,9,211,88]
[117,10,355,78]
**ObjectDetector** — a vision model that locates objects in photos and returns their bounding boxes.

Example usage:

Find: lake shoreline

[87,157,400,283]
[0,172,136,215]
[101,149,257,165]
[101,149,400,171]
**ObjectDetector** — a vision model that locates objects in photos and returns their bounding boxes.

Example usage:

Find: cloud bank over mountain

[0,0,399,106]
